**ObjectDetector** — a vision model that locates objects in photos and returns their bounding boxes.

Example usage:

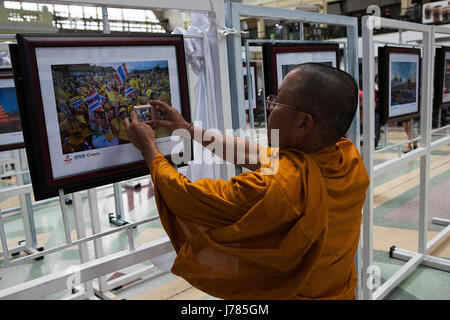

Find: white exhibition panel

[35,45,183,179]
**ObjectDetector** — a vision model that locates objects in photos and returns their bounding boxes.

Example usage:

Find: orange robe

[150,138,369,300]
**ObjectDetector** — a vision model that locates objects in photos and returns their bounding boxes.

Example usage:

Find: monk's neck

[292,141,335,154]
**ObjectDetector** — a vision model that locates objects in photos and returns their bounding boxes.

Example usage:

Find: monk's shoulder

[336,138,361,159]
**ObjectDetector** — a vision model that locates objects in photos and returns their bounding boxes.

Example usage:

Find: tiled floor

[0,125,449,300]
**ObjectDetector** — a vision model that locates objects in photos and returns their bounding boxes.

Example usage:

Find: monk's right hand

[124,110,158,158]
[149,100,190,133]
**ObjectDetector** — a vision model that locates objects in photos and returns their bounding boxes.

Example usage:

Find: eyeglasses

[265,95,315,119]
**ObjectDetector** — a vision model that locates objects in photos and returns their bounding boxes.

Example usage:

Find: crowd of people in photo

[52,65,171,155]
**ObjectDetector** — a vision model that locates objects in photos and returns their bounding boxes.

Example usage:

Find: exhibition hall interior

[0,0,448,301]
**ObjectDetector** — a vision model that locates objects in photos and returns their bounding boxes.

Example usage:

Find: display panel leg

[72,192,94,298]
[12,149,42,259]
[0,208,11,267]
[87,188,109,297]
[108,182,130,227]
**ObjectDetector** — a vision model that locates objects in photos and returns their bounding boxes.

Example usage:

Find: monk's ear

[298,112,314,133]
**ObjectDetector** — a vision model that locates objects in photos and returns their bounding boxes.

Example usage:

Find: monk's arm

[150,152,267,225]
[187,124,262,171]
[148,100,262,171]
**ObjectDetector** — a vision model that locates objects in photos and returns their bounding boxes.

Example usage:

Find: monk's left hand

[124,111,159,159]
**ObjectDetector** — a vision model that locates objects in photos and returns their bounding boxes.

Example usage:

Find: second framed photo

[262,43,340,97]
[433,46,450,109]
[378,46,421,123]
[11,33,191,200]
[0,71,24,152]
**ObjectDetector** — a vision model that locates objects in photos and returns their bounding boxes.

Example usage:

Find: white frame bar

[0,237,172,300]
[362,16,450,300]
[390,247,450,273]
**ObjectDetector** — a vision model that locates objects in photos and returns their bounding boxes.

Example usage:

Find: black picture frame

[378,46,421,123]
[262,43,341,97]
[433,46,450,109]
[0,69,25,152]
[243,62,258,110]
[10,33,191,201]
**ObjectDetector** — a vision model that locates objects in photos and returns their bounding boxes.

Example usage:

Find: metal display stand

[225,2,363,299]
[362,16,450,300]
[0,149,43,261]
[0,0,233,300]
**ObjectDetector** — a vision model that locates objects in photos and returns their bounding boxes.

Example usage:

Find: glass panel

[107,8,122,21]
[69,5,83,18]
[123,9,145,22]
[146,11,159,23]
[38,4,54,13]
[22,2,38,11]
[97,7,103,19]
[85,22,99,31]
[4,1,21,10]
[76,20,85,30]
[54,5,69,17]
[84,6,98,20]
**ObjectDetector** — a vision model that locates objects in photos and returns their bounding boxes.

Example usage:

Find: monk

[124,63,369,300]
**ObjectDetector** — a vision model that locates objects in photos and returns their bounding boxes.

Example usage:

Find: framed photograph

[0,71,25,151]
[378,46,421,123]
[243,62,257,110]
[262,43,340,96]
[10,34,191,200]
[433,46,450,109]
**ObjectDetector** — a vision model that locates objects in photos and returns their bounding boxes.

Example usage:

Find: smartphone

[134,105,156,123]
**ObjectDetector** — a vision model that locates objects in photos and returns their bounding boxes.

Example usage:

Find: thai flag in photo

[105,84,112,92]
[71,98,83,110]
[88,99,102,111]
[125,86,137,97]
[98,94,107,105]
[85,90,99,103]
[115,63,128,85]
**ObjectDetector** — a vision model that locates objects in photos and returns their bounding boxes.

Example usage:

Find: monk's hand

[149,100,190,133]
[124,110,159,160]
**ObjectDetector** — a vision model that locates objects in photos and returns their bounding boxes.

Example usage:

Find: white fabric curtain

[151,12,228,272]
[172,12,226,182]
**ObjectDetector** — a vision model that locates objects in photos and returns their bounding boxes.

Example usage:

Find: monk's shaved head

[280,63,358,144]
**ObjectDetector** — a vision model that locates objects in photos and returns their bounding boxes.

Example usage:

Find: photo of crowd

[442,58,450,103]
[390,61,418,106]
[51,60,172,155]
